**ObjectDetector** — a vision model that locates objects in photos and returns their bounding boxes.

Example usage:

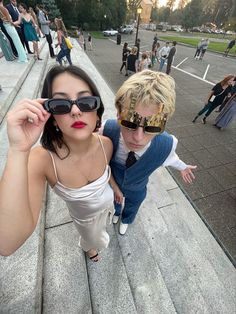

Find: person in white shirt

[158,41,170,71]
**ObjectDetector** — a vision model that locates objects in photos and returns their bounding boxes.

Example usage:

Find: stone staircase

[0,38,235,314]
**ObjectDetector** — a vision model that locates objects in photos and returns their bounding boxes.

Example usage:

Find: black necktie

[126,151,137,168]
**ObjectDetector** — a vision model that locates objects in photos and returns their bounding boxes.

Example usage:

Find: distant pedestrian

[54,17,72,66]
[151,38,160,67]
[87,32,92,50]
[119,42,129,75]
[78,31,84,49]
[199,38,209,60]
[192,74,234,124]
[166,41,177,75]
[135,38,140,60]
[158,42,170,71]
[194,38,204,59]
[137,52,149,72]
[36,4,55,58]
[223,39,235,57]
[127,46,137,76]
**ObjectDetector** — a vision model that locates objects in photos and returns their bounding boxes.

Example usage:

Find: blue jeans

[114,188,147,224]
[159,57,166,71]
[56,47,72,65]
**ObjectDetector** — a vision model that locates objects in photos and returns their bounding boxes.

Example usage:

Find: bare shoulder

[29,146,51,172]
[99,135,113,161]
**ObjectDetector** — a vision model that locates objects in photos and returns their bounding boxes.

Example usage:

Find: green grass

[159,35,236,56]
[90,31,108,39]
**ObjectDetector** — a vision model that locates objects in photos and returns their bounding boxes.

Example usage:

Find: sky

[158,0,180,9]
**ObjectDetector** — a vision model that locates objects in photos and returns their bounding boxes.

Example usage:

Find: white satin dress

[48,135,114,252]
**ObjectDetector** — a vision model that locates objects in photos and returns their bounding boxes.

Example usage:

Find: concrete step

[0,39,236,314]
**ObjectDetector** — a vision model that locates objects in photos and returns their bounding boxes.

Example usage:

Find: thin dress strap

[48,151,59,182]
[97,134,108,165]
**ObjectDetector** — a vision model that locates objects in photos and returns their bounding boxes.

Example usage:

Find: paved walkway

[86,35,236,264]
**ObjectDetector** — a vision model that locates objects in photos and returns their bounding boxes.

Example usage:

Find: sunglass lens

[78,97,100,112]
[120,120,137,130]
[145,126,162,133]
[46,99,71,114]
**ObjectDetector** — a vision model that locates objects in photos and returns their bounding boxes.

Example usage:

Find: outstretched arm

[180,165,197,184]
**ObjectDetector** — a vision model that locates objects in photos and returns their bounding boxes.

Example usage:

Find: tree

[182,0,203,30]
[41,0,61,19]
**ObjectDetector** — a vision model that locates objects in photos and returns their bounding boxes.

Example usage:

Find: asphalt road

[86,30,236,265]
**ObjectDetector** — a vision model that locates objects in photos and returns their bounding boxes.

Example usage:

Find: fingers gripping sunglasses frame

[119,110,168,134]
[43,96,100,115]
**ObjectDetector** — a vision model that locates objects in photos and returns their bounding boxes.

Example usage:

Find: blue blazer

[6,3,19,22]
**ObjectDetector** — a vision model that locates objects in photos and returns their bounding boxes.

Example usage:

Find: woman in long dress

[16,3,41,60]
[0,0,27,62]
[214,94,236,130]
[0,28,15,61]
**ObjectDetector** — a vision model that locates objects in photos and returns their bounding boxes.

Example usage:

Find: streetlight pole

[135,7,142,45]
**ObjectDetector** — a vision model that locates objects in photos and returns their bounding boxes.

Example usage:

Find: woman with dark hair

[0,65,122,261]
[192,74,235,124]
[119,42,129,75]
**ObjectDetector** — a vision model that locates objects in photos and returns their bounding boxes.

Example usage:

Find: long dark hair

[40,65,104,159]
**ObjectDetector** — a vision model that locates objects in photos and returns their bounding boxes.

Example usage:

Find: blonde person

[102,70,196,235]
[15,3,42,60]
[0,65,122,261]
[137,52,149,72]
[54,17,72,65]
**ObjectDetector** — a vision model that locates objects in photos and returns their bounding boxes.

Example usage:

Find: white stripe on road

[172,65,214,86]
[203,64,210,80]
[175,57,188,68]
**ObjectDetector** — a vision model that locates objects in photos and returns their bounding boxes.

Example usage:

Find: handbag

[64,37,73,49]
[209,89,226,102]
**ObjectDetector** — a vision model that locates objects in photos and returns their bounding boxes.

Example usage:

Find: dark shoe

[202,117,206,124]
[89,253,99,262]
[125,73,128,76]
[214,124,221,130]
[37,57,43,60]
[192,116,198,123]
[28,51,34,54]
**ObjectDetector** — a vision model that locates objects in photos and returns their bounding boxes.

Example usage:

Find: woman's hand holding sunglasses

[6,98,50,153]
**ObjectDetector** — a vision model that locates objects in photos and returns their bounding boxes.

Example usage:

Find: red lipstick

[71,121,87,129]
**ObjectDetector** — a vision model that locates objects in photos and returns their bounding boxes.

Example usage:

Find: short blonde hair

[115,70,176,116]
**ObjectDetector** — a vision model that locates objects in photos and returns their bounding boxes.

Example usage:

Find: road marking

[172,65,214,86]
[175,57,188,68]
[203,64,210,80]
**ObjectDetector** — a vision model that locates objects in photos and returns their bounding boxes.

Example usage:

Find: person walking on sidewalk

[54,17,72,66]
[0,65,122,262]
[119,42,129,75]
[192,74,234,124]
[102,70,197,235]
[166,41,177,75]
[198,38,209,60]
[36,4,55,58]
[194,38,204,60]
[223,39,235,57]
[158,42,170,71]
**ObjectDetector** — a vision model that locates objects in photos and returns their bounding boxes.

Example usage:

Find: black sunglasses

[43,96,100,115]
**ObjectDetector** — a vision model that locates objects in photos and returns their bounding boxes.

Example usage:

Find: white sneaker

[119,222,128,235]
[112,215,119,224]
